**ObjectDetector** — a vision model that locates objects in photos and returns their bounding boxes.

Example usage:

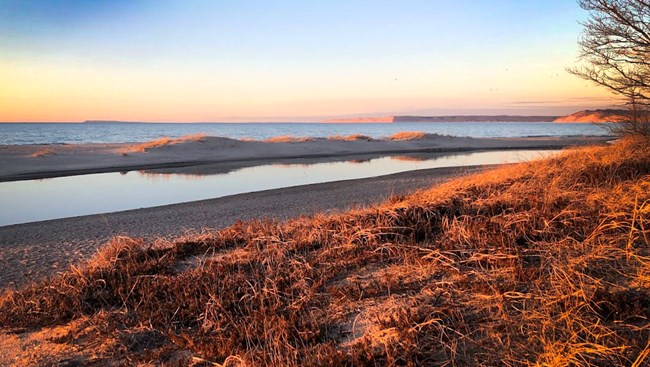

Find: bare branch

[572,0,650,136]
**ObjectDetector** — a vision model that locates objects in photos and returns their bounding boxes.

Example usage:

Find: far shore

[0,133,611,181]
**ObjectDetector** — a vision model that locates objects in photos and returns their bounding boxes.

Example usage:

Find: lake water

[0,122,611,145]
[0,149,558,226]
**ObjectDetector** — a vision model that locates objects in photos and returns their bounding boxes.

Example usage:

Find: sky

[0,0,621,122]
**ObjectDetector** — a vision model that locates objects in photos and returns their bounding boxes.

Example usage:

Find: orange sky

[0,1,621,122]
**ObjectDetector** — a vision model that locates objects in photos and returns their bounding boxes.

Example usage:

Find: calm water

[0,149,558,226]
[0,122,611,145]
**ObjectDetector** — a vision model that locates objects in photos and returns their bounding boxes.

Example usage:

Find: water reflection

[136,171,209,181]
[0,149,559,226]
[390,155,429,162]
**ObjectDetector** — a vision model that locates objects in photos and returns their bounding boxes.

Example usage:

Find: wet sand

[0,165,488,289]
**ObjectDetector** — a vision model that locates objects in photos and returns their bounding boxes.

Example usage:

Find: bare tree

[569,0,650,136]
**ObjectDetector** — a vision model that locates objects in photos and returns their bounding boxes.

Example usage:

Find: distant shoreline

[325,115,559,123]
[325,109,630,123]
[0,109,628,124]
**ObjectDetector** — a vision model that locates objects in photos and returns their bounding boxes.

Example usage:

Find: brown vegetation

[123,134,207,153]
[1,139,649,366]
[263,136,316,143]
[327,134,374,141]
[29,149,56,158]
[387,131,431,141]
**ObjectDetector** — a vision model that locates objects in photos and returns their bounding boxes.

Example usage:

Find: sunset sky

[0,0,620,122]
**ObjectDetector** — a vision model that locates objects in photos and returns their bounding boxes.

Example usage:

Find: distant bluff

[553,109,630,123]
[326,115,558,123]
[326,109,634,123]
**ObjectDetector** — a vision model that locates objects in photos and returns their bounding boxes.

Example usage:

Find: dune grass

[387,131,434,140]
[123,134,207,153]
[263,135,316,143]
[327,134,374,141]
[1,138,649,366]
[29,148,56,158]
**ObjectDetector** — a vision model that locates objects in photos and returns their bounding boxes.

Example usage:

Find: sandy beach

[0,134,610,181]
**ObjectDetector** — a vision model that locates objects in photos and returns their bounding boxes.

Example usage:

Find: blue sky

[0,0,617,122]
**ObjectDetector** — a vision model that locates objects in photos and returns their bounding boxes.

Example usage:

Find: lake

[0,149,559,226]
[0,122,611,145]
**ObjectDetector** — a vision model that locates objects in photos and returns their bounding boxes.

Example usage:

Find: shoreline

[0,135,610,181]
[0,135,612,288]
[0,164,491,289]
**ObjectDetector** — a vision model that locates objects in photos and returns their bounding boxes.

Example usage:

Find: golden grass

[263,135,316,143]
[327,134,374,141]
[1,138,649,366]
[123,134,207,153]
[387,131,435,140]
[29,149,56,158]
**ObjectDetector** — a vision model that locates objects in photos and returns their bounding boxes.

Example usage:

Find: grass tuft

[123,134,207,153]
[263,135,316,143]
[29,149,56,158]
[327,134,374,141]
[387,131,439,140]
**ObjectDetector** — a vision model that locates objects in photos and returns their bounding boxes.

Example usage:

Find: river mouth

[0,149,559,226]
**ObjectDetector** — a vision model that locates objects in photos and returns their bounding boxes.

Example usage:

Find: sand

[0,134,610,181]
[0,165,489,289]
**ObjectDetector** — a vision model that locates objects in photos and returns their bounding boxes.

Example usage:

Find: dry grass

[387,131,439,140]
[29,149,56,158]
[123,134,207,153]
[327,134,374,141]
[1,138,649,366]
[263,135,316,143]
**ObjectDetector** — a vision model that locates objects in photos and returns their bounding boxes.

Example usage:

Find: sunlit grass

[327,134,374,141]
[122,134,207,153]
[29,149,56,158]
[263,135,316,143]
[387,131,431,140]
